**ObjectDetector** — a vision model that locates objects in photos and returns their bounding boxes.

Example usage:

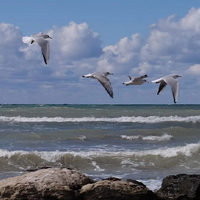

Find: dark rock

[126,179,147,187]
[26,166,52,172]
[79,178,160,200]
[156,174,200,200]
[103,177,121,181]
[0,167,93,200]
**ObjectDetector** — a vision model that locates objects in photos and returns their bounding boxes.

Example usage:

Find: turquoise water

[0,104,199,190]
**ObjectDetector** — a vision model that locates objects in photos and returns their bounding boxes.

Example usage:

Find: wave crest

[121,133,172,141]
[0,142,199,160]
[0,143,199,172]
[0,115,200,123]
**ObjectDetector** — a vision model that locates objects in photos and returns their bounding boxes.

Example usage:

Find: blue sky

[3,1,200,46]
[0,1,200,104]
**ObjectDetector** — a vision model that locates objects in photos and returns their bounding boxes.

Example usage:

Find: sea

[0,104,200,191]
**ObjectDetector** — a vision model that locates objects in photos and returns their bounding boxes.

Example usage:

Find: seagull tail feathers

[152,79,161,83]
[123,82,129,86]
[22,36,34,44]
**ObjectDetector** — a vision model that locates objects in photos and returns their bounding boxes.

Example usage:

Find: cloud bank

[0,7,200,103]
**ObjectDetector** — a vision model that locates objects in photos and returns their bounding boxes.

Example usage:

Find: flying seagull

[22,32,52,65]
[123,74,148,86]
[82,72,114,98]
[152,74,181,103]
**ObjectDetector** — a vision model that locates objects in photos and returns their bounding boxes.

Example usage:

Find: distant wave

[121,133,172,141]
[0,115,200,123]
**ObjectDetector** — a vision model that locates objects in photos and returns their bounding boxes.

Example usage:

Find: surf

[0,115,200,123]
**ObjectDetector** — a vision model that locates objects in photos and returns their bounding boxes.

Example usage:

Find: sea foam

[0,115,200,123]
[121,133,172,141]
[0,142,199,160]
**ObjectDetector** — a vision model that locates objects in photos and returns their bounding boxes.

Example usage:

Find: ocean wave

[121,133,172,141]
[0,142,199,161]
[0,115,200,123]
[0,143,200,172]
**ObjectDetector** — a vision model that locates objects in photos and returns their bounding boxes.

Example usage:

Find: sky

[0,0,200,104]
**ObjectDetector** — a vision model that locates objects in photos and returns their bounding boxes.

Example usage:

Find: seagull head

[43,35,52,39]
[105,72,113,76]
[173,74,182,79]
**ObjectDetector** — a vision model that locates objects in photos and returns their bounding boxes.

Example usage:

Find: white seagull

[123,74,148,86]
[22,32,52,65]
[152,74,182,103]
[82,72,114,98]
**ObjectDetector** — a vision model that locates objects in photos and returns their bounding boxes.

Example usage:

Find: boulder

[0,167,93,200]
[79,177,160,200]
[156,174,200,200]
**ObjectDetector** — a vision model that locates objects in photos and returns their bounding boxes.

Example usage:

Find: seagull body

[22,32,52,65]
[152,74,181,103]
[82,72,114,98]
[123,74,148,86]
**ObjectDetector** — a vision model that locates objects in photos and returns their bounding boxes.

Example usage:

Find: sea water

[0,104,199,191]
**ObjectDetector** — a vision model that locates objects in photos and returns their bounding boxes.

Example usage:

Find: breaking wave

[0,115,200,123]
[121,133,172,141]
[0,142,199,163]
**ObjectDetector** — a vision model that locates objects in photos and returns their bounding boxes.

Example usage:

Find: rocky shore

[0,167,199,200]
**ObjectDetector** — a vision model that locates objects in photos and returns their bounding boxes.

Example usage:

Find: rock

[0,167,93,200]
[156,174,200,200]
[79,177,160,200]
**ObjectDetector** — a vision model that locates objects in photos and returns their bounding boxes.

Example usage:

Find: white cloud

[49,22,103,61]
[180,8,200,32]
[0,23,22,46]
[186,64,200,75]
[138,7,200,81]
[97,34,143,74]
[131,62,152,75]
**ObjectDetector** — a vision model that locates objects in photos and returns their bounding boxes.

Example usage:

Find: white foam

[143,133,173,141]
[121,135,142,140]
[137,179,162,191]
[0,142,199,160]
[137,143,200,157]
[77,135,86,140]
[121,133,172,141]
[121,159,147,167]
[0,115,200,123]
[91,161,105,171]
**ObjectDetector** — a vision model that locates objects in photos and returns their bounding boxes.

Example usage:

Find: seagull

[152,74,182,103]
[22,32,52,65]
[123,74,148,86]
[82,72,114,98]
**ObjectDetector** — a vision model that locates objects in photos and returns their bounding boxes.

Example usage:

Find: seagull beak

[49,36,52,39]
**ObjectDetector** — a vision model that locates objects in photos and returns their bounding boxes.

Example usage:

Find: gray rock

[0,167,93,200]
[156,174,200,200]
[79,177,160,200]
